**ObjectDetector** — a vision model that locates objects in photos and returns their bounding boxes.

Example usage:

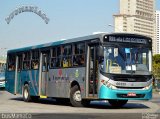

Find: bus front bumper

[98,85,152,100]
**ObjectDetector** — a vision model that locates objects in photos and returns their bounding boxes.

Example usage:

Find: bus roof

[7,33,152,53]
[7,33,106,53]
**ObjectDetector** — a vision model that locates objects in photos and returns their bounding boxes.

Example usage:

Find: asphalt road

[0,89,160,119]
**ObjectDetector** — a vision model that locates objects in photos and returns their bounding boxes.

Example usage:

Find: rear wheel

[108,99,128,107]
[23,84,32,102]
[70,85,83,107]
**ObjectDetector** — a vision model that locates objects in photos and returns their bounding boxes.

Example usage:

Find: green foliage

[153,54,160,64]
[153,54,160,79]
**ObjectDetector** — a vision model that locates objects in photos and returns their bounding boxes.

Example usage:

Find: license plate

[127,92,136,97]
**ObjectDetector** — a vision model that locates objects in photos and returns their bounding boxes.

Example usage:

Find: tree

[152,54,160,79]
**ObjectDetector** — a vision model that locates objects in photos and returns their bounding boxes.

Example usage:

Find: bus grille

[116,86,144,89]
[113,77,148,82]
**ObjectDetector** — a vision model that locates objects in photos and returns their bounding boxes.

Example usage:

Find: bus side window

[73,56,78,66]
[79,54,85,65]
[22,52,31,70]
[73,43,85,66]
[7,55,16,71]
[31,60,39,69]
[62,45,72,67]
[42,54,48,71]
[50,48,57,68]
[17,55,23,71]
[31,50,39,70]
[57,47,62,67]
[73,55,84,66]
[23,61,30,70]
[8,63,15,71]
[63,57,68,67]
[50,58,56,68]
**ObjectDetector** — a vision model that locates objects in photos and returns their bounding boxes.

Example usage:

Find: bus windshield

[100,46,151,75]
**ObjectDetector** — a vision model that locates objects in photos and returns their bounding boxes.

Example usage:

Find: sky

[0,0,160,56]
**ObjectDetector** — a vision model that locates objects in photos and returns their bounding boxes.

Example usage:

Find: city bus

[5,33,152,107]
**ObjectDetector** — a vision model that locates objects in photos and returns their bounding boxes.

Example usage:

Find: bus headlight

[142,84,152,90]
[101,80,117,89]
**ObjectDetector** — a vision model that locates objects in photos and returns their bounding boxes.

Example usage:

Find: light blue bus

[5,33,152,107]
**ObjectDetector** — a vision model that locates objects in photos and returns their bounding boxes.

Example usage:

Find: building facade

[114,0,156,54]
[155,10,160,54]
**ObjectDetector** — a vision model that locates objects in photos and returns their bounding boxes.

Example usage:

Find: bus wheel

[70,85,82,107]
[23,84,32,102]
[108,99,128,107]
[82,100,91,107]
[31,96,39,102]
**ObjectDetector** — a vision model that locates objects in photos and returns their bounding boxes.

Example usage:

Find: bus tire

[82,100,91,107]
[108,99,128,107]
[23,84,32,102]
[70,85,82,107]
[31,96,39,102]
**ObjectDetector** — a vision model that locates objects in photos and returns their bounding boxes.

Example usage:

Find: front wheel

[23,84,32,102]
[70,85,83,107]
[108,99,128,107]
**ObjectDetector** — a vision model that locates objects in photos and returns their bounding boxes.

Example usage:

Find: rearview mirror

[98,46,104,57]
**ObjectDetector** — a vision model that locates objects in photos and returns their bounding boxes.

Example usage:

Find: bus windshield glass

[100,46,151,75]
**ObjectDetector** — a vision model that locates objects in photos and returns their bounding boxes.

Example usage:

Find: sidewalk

[152,92,160,98]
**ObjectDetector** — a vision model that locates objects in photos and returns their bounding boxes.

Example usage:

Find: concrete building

[155,10,160,54]
[114,0,156,54]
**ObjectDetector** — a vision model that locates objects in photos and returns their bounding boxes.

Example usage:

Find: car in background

[155,79,160,92]
[0,65,5,88]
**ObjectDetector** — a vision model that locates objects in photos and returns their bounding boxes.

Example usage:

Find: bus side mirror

[98,46,104,57]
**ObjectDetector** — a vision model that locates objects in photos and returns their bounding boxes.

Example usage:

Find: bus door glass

[16,54,22,94]
[40,51,49,96]
[89,46,98,96]
[14,55,22,94]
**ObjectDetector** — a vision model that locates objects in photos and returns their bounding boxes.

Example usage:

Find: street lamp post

[108,24,122,32]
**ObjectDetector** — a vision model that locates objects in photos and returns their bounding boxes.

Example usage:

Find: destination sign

[104,35,151,45]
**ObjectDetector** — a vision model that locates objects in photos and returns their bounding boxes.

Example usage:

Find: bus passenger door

[39,52,49,97]
[14,55,22,94]
[86,45,98,97]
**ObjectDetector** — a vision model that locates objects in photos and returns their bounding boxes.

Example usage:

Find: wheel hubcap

[24,89,28,99]
[73,90,81,102]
